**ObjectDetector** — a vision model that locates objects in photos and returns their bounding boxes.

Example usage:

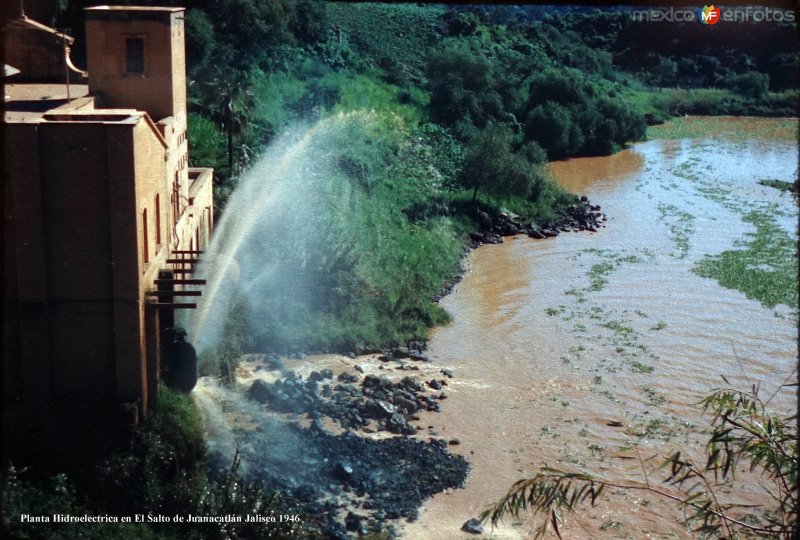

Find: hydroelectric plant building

[2,6,213,465]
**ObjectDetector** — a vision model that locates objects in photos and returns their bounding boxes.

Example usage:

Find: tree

[524,102,583,159]
[190,66,256,178]
[482,381,798,539]
[728,72,770,99]
[652,55,677,91]
[458,123,537,203]
[426,48,503,133]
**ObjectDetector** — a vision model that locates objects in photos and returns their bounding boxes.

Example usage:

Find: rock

[441,368,454,378]
[387,412,412,434]
[462,518,485,534]
[334,462,354,481]
[338,372,359,383]
[394,396,418,414]
[363,399,396,419]
[449,438,460,445]
[363,375,381,388]
[428,379,443,390]
[247,379,274,404]
[265,355,284,370]
[345,512,364,532]
[394,346,411,358]
[477,210,493,231]
[354,364,364,374]
[320,369,334,379]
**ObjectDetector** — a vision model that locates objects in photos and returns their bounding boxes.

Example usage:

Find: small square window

[125,38,145,74]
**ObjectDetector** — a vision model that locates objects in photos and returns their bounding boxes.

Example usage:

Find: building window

[125,38,145,74]
[142,208,149,265]
[155,194,161,245]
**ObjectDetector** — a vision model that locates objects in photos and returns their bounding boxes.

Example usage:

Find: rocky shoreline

[207,197,606,538]
[468,195,606,248]
[205,350,468,539]
[436,195,605,301]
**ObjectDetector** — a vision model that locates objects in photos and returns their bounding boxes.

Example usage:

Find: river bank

[401,117,798,539]
[194,117,796,539]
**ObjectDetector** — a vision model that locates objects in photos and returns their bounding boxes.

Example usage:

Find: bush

[458,123,543,202]
[1,387,320,540]
[727,71,770,99]
[426,47,503,132]
[524,102,583,158]
[523,69,645,158]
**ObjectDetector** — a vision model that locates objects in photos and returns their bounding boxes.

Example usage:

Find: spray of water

[180,113,469,532]
[188,111,379,354]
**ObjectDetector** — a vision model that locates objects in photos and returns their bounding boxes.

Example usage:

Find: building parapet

[188,167,213,199]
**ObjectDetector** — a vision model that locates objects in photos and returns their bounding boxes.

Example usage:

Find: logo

[698,5,721,25]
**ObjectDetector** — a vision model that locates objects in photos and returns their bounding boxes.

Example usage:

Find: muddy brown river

[402,118,798,539]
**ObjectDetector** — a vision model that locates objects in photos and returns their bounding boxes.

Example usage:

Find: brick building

[2,6,213,466]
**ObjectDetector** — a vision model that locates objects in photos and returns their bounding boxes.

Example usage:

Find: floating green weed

[759,178,797,194]
[693,208,798,308]
[602,320,634,335]
[657,203,695,258]
[647,116,798,141]
[640,385,666,406]
[631,361,654,374]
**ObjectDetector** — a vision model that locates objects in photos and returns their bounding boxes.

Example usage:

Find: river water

[403,118,798,539]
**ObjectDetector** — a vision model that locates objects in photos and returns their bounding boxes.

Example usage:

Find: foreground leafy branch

[481,382,798,539]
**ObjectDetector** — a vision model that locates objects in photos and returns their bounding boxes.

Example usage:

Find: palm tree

[189,66,255,177]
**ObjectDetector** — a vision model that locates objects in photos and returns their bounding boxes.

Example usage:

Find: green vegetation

[648,116,798,141]
[658,204,695,258]
[41,4,797,536]
[51,2,796,356]
[694,209,798,309]
[1,388,320,539]
[760,178,799,194]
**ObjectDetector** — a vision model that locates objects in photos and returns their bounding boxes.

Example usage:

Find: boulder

[363,399,396,419]
[247,379,274,404]
[461,518,485,534]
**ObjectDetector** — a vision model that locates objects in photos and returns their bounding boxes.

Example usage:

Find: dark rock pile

[247,365,448,435]
[214,419,469,539]
[215,357,468,538]
[468,195,606,247]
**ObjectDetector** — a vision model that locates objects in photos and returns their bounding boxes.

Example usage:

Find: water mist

[185,111,467,537]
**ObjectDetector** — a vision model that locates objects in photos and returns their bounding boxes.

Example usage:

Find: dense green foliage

[1,388,320,539]
[51,2,798,206]
[245,112,465,353]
